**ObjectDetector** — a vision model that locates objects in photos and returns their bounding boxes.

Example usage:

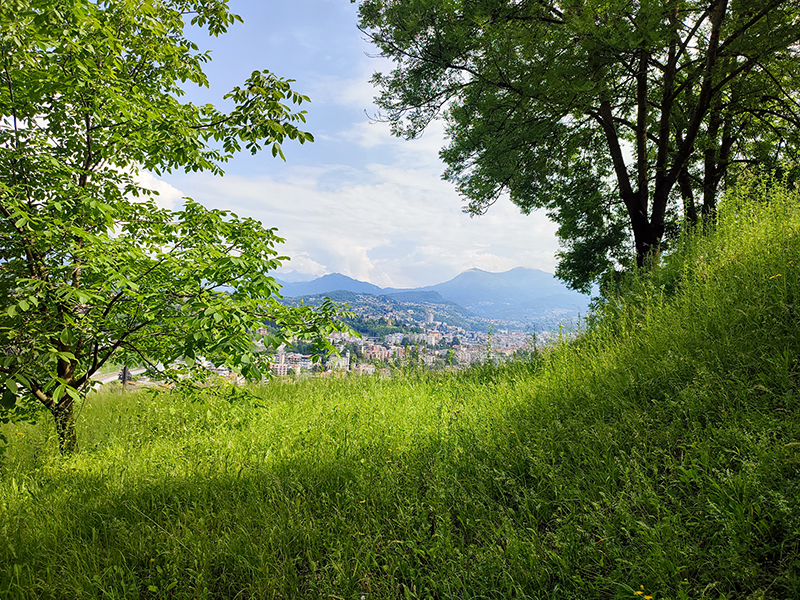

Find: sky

[154,0,561,289]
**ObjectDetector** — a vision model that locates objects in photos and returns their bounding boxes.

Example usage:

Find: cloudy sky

[155,0,561,288]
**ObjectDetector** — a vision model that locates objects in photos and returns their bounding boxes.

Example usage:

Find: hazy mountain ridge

[276,268,591,328]
[382,290,457,305]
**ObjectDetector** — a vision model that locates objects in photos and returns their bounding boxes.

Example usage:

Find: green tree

[356,0,800,291]
[0,0,346,454]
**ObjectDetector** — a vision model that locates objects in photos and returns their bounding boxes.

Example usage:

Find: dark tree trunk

[52,399,77,455]
[632,217,661,268]
[678,166,698,226]
[702,107,723,224]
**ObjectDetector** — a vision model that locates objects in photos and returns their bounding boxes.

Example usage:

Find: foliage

[355,0,800,290]
[2,178,800,597]
[0,0,346,453]
[346,315,410,338]
[283,338,317,355]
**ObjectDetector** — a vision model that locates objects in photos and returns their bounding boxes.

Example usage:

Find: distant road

[91,368,147,384]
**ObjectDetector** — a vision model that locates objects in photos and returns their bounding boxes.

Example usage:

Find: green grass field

[2,178,800,599]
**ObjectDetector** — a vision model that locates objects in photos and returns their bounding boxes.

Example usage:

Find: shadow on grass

[4,385,800,600]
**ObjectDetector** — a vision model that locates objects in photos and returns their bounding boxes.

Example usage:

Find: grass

[1,177,800,598]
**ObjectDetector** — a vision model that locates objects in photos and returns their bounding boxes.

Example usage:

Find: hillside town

[259,310,567,377]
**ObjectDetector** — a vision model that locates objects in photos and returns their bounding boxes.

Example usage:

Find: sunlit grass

[2,177,800,598]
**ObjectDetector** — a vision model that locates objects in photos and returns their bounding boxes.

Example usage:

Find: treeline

[344,316,423,339]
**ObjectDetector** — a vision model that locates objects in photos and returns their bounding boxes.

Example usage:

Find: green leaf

[64,386,82,401]
[52,385,65,404]
[0,388,17,410]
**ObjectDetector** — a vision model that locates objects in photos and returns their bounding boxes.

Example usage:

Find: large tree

[0,0,347,454]
[356,0,800,291]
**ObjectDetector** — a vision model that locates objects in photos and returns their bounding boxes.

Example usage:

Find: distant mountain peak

[274,267,589,326]
[275,273,383,298]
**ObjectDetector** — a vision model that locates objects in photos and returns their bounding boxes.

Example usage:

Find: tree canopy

[356,0,800,291]
[0,0,346,453]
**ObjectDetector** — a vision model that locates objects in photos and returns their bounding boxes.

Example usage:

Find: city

[260,308,567,377]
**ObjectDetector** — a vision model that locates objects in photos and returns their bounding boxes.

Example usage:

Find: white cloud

[341,120,396,149]
[277,253,328,278]
[159,31,563,289]
[309,57,394,110]
[131,170,184,210]
[170,155,560,288]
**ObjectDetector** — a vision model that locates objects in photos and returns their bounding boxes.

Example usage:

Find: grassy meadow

[2,179,800,599]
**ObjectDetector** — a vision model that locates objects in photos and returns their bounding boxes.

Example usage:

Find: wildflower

[770,274,782,279]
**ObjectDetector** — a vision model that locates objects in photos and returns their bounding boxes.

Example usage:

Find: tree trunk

[678,166,698,226]
[631,211,661,268]
[52,399,77,455]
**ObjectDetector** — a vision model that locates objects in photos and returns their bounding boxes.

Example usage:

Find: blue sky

[152,0,560,288]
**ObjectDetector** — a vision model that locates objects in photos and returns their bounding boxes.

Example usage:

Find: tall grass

[1,177,800,599]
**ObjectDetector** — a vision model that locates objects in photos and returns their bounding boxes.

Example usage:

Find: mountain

[421,267,575,304]
[275,273,383,298]
[421,268,590,320]
[382,290,456,305]
[275,267,591,328]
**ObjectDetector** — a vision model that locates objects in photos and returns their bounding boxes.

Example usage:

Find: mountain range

[275,268,592,326]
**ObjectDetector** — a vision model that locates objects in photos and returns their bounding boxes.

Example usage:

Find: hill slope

[2,179,799,598]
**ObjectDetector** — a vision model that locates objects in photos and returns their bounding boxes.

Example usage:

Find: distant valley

[275,268,592,332]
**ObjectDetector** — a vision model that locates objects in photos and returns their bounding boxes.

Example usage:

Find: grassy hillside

[1,178,800,599]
